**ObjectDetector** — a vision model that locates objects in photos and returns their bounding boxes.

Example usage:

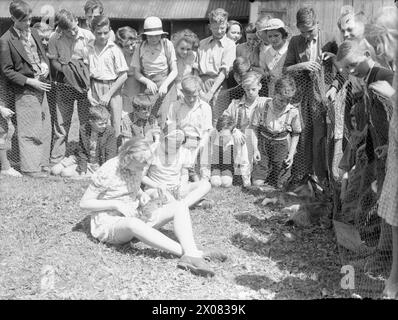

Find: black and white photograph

[0,0,397,303]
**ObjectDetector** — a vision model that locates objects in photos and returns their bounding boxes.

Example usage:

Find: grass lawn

[0,175,349,300]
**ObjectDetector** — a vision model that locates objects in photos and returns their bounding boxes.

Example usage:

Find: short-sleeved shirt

[146,146,191,189]
[260,41,289,77]
[176,51,197,83]
[88,156,140,209]
[48,27,94,64]
[88,40,128,80]
[167,99,212,137]
[120,112,160,142]
[223,96,270,131]
[197,35,236,77]
[252,100,302,140]
[131,39,176,78]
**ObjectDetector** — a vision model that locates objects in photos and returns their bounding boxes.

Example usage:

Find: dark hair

[267,27,288,39]
[232,56,250,77]
[244,22,256,35]
[115,26,138,47]
[171,29,200,51]
[84,0,104,14]
[274,74,297,98]
[55,9,77,31]
[296,7,317,28]
[216,115,235,132]
[227,20,242,32]
[9,0,32,21]
[90,15,110,32]
[88,105,110,122]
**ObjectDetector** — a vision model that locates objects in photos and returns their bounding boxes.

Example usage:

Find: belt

[259,126,289,140]
[92,78,117,84]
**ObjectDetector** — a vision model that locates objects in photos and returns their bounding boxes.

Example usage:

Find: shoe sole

[177,261,215,277]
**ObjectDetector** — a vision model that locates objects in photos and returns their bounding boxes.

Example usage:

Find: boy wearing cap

[120,93,161,146]
[166,75,213,181]
[196,8,236,124]
[132,16,178,118]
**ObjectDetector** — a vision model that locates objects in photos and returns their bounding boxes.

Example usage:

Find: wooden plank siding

[252,0,393,44]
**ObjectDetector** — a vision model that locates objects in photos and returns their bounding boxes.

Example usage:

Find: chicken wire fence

[0,62,394,298]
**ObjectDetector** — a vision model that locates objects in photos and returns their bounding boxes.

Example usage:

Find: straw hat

[261,18,289,34]
[143,16,168,36]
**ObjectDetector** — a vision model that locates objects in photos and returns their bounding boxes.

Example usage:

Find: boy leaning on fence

[283,6,332,185]
[0,0,52,178]
[48,9,94,166]
[196,8,236,125]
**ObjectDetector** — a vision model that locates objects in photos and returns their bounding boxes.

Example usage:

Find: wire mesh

[0,58,394,298]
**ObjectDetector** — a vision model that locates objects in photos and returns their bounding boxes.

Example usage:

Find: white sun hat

[143,16,168,36]
[262,18,288,34]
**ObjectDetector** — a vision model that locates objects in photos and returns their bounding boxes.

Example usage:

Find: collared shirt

[223,96,270,131]
[167,98,213,137]
[260,41,289,76]
[197,35,236,77]
[131,39,176,78]
[48,27,94,65]
[88,40,128,80]
[252,99,302,139]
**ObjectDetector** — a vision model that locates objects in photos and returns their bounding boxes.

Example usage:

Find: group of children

[1,0,398,290]
[0,1,303,194]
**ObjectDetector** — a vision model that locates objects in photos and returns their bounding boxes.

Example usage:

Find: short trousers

[90,206,163,245]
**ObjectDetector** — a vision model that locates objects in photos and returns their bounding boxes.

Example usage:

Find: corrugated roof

[0,0,249,19]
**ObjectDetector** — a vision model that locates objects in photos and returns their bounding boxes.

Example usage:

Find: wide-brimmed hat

[142,16,168,36]
[261,18,289,34]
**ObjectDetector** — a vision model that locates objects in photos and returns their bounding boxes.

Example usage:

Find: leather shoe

[177,255,215,277]
[24,172,49,178]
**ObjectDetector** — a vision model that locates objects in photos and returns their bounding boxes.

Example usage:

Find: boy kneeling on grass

[51,106,117,178]
[142,124,212,209]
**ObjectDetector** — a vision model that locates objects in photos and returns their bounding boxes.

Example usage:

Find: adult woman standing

[80,138,225,277]
[259,18,289,79]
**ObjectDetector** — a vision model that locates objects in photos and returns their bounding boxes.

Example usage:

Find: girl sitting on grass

[80,137,226,277]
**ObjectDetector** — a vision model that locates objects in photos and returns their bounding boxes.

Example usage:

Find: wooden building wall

[251,0,395,43]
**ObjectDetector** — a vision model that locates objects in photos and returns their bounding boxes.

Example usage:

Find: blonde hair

[336,39,366,62]
[118,138,151,194]
[208,8,228,24]
[241,71,262,88]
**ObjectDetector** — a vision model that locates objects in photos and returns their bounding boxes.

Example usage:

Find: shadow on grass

[234,274,323,299]
[72,215,177,260]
